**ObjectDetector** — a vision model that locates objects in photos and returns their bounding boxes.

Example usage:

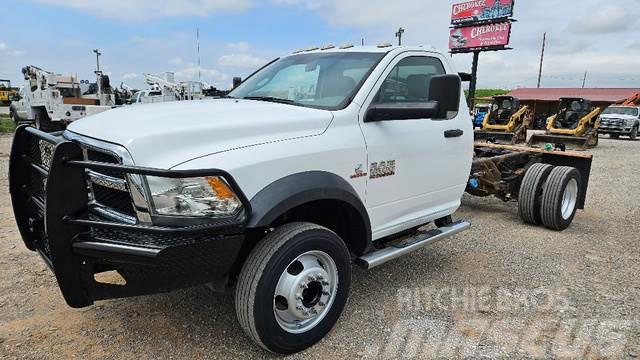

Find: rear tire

[540,167,581,231]
[235,222,351,354]
[35,109,62,132]
[518,163,554,225]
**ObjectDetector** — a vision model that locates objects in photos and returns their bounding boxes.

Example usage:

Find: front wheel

[235,222,351,354]
[630,126,638,141]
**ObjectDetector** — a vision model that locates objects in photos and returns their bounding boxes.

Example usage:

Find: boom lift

[619,92,640,106]
[475,96,531,144]
[528,97,601,150]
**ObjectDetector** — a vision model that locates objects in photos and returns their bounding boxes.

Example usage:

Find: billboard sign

[449,22,512,52]
[451,0,514,25]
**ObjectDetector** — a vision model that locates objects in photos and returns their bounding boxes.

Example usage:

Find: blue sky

[1,0,639,90]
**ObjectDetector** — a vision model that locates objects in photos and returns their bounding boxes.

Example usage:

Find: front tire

[630,126,638,140]
[540,167,581,231]
[235,222,351,354]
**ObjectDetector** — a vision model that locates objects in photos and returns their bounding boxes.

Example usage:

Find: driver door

[359,53,472,239]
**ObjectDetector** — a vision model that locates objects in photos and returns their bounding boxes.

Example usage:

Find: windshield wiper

[242,96,297,105]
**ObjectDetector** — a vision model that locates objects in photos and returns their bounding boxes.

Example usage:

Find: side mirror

[428,74,461,119]
[232,77,242,88]
[365,74,462,122]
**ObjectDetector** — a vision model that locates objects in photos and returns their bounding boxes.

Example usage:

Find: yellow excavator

[0,79,18,106]
[528,97,601,150]
[474,96,531,144]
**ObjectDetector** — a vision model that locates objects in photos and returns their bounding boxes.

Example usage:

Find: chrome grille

[80,148,137,221]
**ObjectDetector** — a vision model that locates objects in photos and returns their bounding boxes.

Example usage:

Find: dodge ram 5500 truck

[9,46,588,354]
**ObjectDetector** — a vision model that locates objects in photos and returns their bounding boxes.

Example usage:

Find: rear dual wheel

[519,164,581,231]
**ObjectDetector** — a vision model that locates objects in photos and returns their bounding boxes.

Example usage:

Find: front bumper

[599,120,633,134]
[9,126,250,308]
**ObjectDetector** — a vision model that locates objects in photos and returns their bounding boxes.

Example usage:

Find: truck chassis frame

[467,143,593,210]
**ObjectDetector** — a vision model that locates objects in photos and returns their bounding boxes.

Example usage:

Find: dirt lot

[1,133,639,359]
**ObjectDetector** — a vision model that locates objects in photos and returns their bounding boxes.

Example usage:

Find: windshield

[229,52,386,109]
[602,107,639,116]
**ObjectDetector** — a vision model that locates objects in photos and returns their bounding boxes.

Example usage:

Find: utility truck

[9,65,116,131]
[131,72,207,104]
[9,45,593,354]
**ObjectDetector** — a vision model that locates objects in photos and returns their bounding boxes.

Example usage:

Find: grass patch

[465,89,511,98]
[0,113,16,133]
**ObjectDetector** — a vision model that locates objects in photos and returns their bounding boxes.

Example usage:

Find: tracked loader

[474,96,530,144]
[528,97,601,150]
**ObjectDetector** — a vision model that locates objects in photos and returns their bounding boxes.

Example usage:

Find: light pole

[395,27,405,46]
[93,49,102,73]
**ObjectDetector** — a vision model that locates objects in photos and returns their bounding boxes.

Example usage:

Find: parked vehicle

[474,96,531,144]
[9,45,592,354]
[0,79,18,106]
[9,65,115,131]
[599,106,640,140]
[528,97,601,150]
[473,103,490,128]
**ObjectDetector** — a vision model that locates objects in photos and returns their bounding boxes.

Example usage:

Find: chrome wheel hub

[561,178,578,220]
[273,250,338,334]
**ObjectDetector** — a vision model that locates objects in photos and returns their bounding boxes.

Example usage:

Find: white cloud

[168,57,184,65]
[0,42,7,51]
[32,0,253,20]
[122,73,138,80]
[7,50,25,56]
[218,53,267,68]
[570,5,633,34]
[226,42,250,52]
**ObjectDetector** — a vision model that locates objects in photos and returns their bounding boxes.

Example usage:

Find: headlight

[626,119,636,126]
[146,176,242,217]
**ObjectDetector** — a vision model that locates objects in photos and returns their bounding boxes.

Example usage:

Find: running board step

[356,220,470,270]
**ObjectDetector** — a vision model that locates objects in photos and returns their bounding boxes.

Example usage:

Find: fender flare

[247,171,372,249]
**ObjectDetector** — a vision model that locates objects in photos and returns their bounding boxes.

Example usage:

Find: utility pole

[395,27,405,46]
[197,28,201,82]
[582,71,587,88]
[537,32,546,88]
[93,49,102,73]
[468,51,480,108]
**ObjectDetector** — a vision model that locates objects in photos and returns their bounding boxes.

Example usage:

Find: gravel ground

[0,133,639,359]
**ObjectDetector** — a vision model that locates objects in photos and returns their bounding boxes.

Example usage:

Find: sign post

[449,0,516,107]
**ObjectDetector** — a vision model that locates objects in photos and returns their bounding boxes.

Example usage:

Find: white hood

[67,99,334,168]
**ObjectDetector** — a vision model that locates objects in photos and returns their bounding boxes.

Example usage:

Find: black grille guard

[9,125,251,307]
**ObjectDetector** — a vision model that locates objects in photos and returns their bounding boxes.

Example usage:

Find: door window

[376,56,445,104]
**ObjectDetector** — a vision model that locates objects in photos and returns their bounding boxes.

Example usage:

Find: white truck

[599,105,640,140]
[130,72,206,104]
[9,45,590,354]
[9,66,116,131]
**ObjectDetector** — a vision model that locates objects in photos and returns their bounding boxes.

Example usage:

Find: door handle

[444,129,464,138]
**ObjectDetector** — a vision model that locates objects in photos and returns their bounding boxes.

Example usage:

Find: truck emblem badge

[350,164,368,179]
[370,160,396,179]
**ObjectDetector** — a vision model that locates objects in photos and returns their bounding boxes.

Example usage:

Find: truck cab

[10,46,471,354]
[599,105,640,140]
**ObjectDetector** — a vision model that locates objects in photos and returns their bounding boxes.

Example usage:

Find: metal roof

[506,88,640,103]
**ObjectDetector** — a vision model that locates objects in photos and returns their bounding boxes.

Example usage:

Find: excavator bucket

[527,133,598,151]
[475,130,520,145]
